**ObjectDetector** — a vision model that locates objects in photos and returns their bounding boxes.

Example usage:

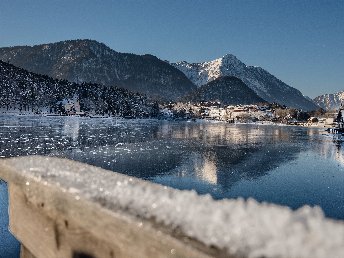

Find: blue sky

[0,0,343,98]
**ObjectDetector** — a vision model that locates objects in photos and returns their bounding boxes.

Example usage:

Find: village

[159,101,337,128]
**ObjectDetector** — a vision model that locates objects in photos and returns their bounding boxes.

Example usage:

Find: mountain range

[313,91,344,111]
[0,39,321,110]
[172,54,318,111]
[0,60,158,117]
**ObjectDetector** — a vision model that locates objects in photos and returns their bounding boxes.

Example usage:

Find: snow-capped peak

[172,54,319,111]
[172,54,246,87]
[221,54,245,67]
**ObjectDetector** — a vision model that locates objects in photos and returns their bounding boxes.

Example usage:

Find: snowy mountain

[173,54,319,111]
[313,91,344,111]
[0,60,159,116]
[0,40,196,101]
[183,76,265,105]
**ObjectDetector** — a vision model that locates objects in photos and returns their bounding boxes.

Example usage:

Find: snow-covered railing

[0,156,343,258]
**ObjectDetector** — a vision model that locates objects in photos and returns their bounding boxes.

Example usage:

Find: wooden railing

[0,156,343,258]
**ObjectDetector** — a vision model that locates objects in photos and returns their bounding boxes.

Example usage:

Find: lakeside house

[57,95,85,116]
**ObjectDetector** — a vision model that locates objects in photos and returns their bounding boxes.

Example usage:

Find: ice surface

[0,156,343,258]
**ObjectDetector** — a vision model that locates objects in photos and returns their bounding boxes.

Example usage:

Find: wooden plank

[8,183,215,258]
[9,184,120,258]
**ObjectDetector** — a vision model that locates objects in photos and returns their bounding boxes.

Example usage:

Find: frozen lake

[1,115,344,256]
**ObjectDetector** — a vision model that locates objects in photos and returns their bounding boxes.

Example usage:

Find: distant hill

[0,60,158,117]
[0,39,196,101]
[314,91,344,111]
[183,76,265,105]
[173,54,319,111]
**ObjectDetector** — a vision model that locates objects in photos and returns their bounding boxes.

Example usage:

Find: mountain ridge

[313,91,344,111]
[0,39,196,101]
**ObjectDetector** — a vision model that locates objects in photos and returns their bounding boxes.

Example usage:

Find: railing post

[20,246,36,258]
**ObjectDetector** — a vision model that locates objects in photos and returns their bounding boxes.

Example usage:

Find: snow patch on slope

[173,54,244,88]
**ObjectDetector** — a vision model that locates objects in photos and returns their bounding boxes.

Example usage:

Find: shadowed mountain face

[0,40,196,101]
[183,76,266,105]
[173,54,319,111]
[0,60,158,116]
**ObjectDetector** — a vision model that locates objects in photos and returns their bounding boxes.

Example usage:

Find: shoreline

[0,112,333,131]
[0,112,334,130]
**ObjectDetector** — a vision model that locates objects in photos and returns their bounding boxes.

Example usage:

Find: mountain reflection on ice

[63,117,80,142]
[0,115,344,219]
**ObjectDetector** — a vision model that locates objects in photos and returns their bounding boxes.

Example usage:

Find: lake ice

[0,115,344,256]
